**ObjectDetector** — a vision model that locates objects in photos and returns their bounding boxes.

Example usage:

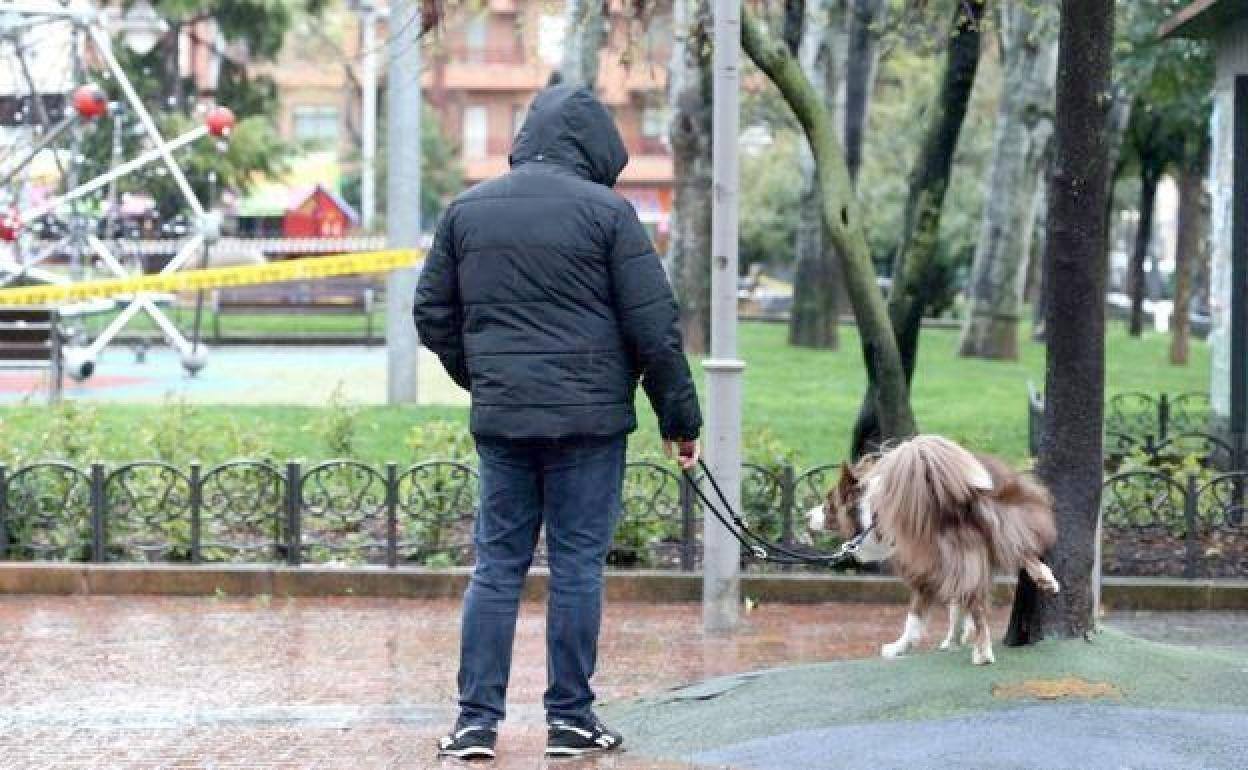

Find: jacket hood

[508,85,629,187]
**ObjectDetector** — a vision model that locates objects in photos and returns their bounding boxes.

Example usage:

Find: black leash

[681,457,875,567]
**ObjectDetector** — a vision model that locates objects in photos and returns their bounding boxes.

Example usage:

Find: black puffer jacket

[412,85,702,442]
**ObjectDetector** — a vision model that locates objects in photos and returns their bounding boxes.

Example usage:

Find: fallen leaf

[992,676,1122,701]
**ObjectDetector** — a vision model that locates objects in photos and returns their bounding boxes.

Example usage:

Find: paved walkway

[0,596,1241,769]
[0,596,928,769]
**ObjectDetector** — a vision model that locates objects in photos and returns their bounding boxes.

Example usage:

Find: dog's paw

[805,505,826,532]
[938,636,958,651]
[881,640,909,659]
[959,622,976,647]
[971,645,995,666]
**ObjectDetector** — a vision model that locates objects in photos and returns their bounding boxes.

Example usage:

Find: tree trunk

[849,0,987,457]
[959,2,1058,360]
[668,0,712,354]
[560,0,607,89]
[1028,179,1050,340]
[742,11,917,441]
[1192,178,1212,318]
[1171,155,1206,366]
[1005,0,1113,646]
[789,0,847,350]
[1100,93,1134,301]
[844,0,884,183]
[1128,166,1160,337]
[790,146,841,348]
[165,21,184,110]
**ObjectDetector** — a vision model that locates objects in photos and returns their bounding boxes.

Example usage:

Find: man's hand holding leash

[665,439,700,470]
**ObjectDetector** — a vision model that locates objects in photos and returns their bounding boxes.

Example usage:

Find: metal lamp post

[386,0,422,404]
[703,0,743,632]
[358,0,378,231]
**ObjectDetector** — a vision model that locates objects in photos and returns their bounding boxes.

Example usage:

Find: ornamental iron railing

[1,458,1244,577]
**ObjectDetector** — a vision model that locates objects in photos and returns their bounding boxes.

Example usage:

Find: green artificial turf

[602,629,1248,759]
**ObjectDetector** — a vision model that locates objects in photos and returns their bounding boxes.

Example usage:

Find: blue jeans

[457,434,627,729]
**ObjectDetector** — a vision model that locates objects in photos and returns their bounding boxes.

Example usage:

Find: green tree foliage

[74,1,327,220]
[739,131,803,271]
[856,33,999,315]
[339,103,464,231]
[1118,2,1214,177]
[155,0,330,60]
[742,1,998,312]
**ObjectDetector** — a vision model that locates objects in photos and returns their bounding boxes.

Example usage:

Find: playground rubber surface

[0,345,468,406]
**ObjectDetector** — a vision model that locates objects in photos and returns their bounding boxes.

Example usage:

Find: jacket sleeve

[412,210,470,391]
[608,201,703,441]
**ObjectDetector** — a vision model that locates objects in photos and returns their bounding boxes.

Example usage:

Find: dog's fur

[809,435,1059,665]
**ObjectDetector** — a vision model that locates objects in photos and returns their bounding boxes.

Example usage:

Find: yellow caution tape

[0,248,423,306]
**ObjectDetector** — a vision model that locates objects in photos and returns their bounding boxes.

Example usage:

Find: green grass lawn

[79,307,380,337]
[732,320,1207,464]
[0,320,1209,467]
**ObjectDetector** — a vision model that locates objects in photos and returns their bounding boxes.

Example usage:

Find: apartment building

[257,0,674,242]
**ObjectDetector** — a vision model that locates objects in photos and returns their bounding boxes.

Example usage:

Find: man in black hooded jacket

[414,85,702,760]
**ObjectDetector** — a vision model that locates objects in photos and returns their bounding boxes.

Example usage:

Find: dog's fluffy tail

[975,456,1057,569]
[867,435,993,546]
[870,435,1056,573]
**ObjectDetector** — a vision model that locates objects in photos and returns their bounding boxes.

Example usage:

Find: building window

[292,105,339,147]
[464,16,487,59]
[538,14,566,67]
[641,107,670,139]
[462,105,488,159]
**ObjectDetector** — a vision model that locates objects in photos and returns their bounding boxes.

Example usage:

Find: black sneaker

[545,718,624,758]
[436,725,497,761]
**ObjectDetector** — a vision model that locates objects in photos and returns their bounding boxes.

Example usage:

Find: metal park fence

[1,456,1244,578]
[0,459,840,572]
[1102,469,1248,578]
[1104,392,1213,443]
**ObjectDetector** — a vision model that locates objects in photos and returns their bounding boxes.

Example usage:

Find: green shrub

[309,385,365,458]
[405,420,474,463]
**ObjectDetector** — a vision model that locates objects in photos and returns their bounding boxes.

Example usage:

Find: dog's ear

[837,462,857,489]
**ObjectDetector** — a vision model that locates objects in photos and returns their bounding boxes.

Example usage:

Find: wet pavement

[0,595,1242,769]
[0,596,927,769]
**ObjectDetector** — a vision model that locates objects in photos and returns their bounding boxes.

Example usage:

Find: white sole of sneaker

[437,747,496,761]
[545,747,597,758]
[545,747,624,758]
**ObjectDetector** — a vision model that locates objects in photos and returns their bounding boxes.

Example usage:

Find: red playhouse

[282,185,359,238]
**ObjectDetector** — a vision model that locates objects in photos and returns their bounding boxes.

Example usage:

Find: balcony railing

[443,44,526,66]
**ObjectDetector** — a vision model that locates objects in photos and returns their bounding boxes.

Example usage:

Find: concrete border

[0,564,1245,610]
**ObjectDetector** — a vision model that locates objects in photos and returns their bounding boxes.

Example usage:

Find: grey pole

[386,0,421,404]
[1231,76,1248,468]
[703,0,743,632]
[359,0,378,231]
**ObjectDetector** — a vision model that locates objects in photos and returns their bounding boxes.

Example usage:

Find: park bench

[0,306,64,402]
[210,276,380,342]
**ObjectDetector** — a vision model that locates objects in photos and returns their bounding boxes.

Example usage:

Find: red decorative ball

[0,211,20,242]
[71,84,108,120]
[205,106,236,138]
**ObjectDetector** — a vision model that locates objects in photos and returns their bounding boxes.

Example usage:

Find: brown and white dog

[808,435,1060,665]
